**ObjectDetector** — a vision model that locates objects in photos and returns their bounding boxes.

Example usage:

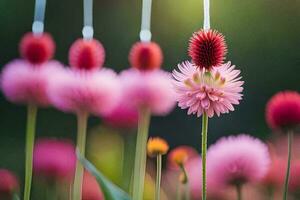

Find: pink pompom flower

[207,134,270,188]
[172,61,244,118]
[120,69,176,115]
[266,91,300,130]
[0,169,19,199]
[1,59,63,107]
[103,92,139,129]
[33,138,76,182]
[48,67,120,116]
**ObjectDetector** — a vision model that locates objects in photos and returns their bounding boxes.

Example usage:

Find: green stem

[283,131,293,200]
[132,107,151,200]
[24,104,38,200]
[72,112,89,200]
[201,112,208,200]
[183,183,190,200]
[236,184,242,200]
[155,154,162,200]
[122,133,136,192]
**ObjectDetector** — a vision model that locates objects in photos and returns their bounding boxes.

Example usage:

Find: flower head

[173,61,243,117]
[69,39,105,70]
[82,171,104,200]
[120,69,176,115]
[207,134,270,188]
[0,169,19,199]
[188,29,227,70]
[147,137,169,157]
[33,139,76,182]
[167,146,199,170]
[20,32,55,64]
[129,42,163,71]
[1,60,62,106]
[48,67,120,115]
[103,90,139,129]
[266,91,300,130]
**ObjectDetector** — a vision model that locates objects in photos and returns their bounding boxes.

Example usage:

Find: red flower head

[20,32,55,64]
[129,42,163,71]
[0,169,19,199]
[266,91,300,130]
[69,39,105,70]
[188,29,227,70]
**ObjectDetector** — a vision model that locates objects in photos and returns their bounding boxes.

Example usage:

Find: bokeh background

[0,0,299,191]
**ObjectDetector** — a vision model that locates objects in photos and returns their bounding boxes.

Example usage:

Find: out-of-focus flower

[129,42,163,71]
[260,157,285,189]
[33,139,76,182]
[103,91,139,129]
[19,32,55,64]
[266,91,300,130]
[69,39,105,70]
[48,67,120,115]
[167,146,199,170]
[0,169,19,199]
[82,171,104,200]
[1,60,62,106]
[172,61,243,117]
[188,29,227,70]
[147,137,169,157]
[207,134,270,188]
[120,69,176,115]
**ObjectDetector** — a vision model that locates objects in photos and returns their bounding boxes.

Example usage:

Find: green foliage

[78,152,132,200]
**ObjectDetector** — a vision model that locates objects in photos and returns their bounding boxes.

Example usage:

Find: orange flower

[170,148,189,166]
[147,137,169,157]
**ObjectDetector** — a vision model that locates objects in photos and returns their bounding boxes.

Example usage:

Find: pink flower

[120,69,176,115]
[1,60,62,106]
[0,169,19,198]
[172,61,243,117]
[207,134,270,188]
[82,171,104,200]
[266,91,300,130]
[33,139,76,182]
[103,94,139,129]
[47,67,120,116]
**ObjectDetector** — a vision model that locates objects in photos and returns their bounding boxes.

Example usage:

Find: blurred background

[0,0,300,197]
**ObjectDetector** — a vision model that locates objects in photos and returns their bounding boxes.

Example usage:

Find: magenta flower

[266,91,300,130]
[47,67,120,116]
[82,171,104,200]
[33,139,76,182]
[207,134,270,188]
[120,69,176,115]
[1,60,62,107]
[172,61,244,117]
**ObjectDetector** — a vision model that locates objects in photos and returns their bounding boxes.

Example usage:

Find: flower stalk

[132,107,151,200]
[73,111,89,200]
[155,154,162,200]
[24,104,38,200]
[283,131,293,200]
[236,184,242,200]
[201,112,208,200]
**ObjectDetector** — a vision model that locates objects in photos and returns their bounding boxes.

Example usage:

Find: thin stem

[155,154,162,200]
[282,131,293,200]
[139,0,153,42]
[236,184,242,200]
[32,0,47,34]
[82,0,94,39]
[23,104,38,200]
[183,183,190,200]
[203,0,210,30]
[122,133,136,192]
[201,112,209,200]
[72,112,89,200]
[132,107,151,200]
